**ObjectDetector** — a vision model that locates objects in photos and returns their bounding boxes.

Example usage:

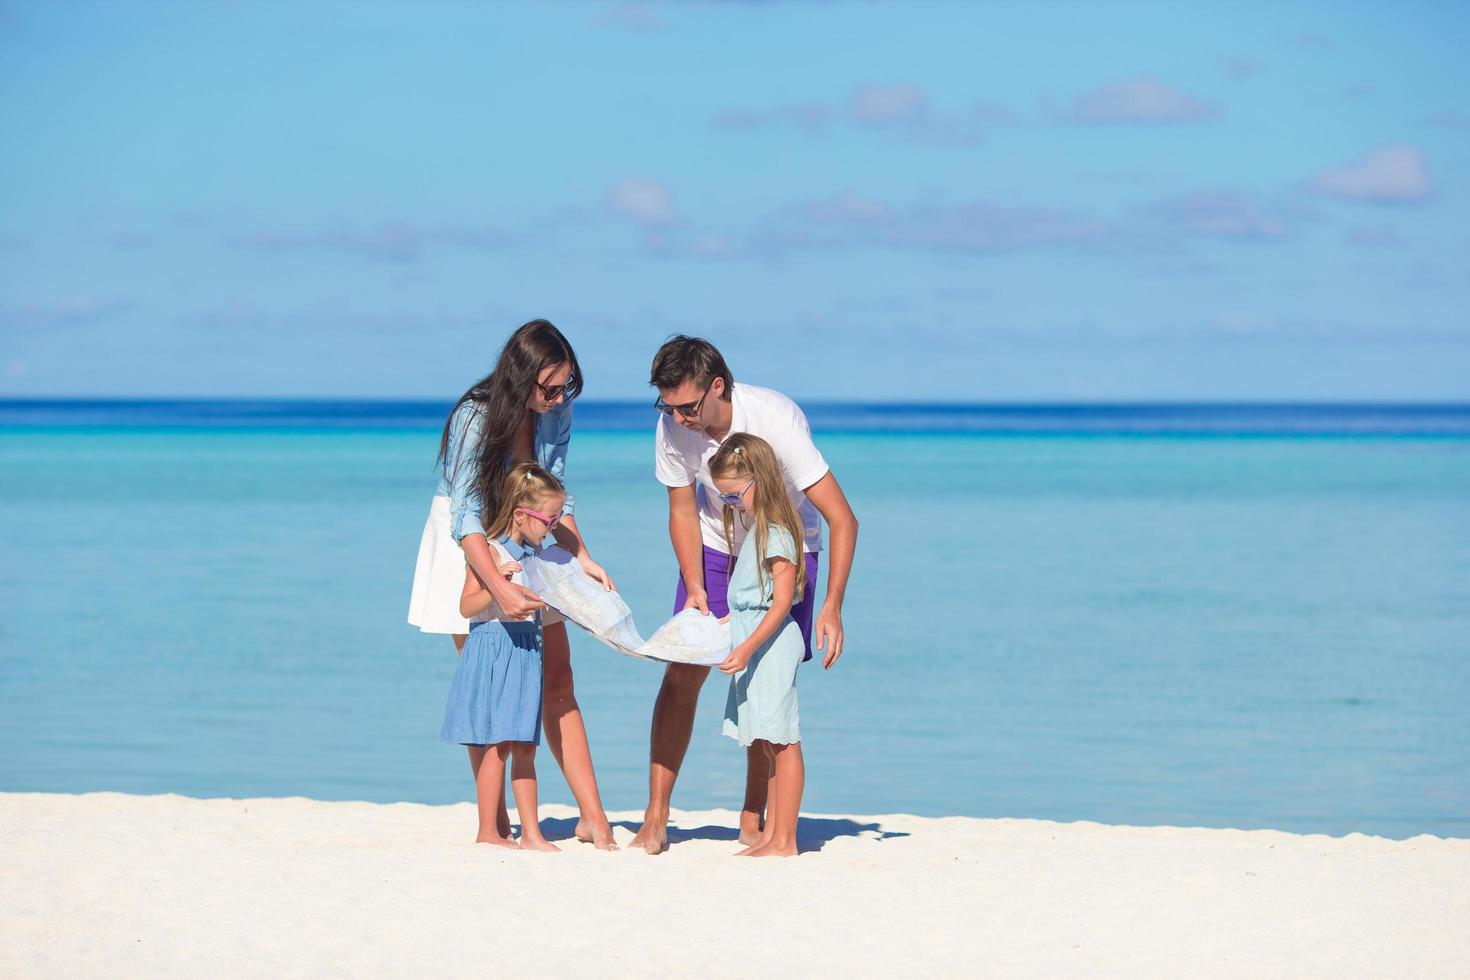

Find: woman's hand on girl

[718,643,753,675]
[577,553,616,591]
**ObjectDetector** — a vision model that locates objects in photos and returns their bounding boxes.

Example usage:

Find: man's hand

[577,553,616,591]
[719,642,753,675]
[683,588,711,615]
[815,603,845,669]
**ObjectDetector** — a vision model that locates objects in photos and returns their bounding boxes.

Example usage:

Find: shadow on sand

[536,816,908,854]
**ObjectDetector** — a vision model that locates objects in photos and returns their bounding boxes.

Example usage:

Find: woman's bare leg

[453,633,466,654]
[510,744,559,852]
[470,744,516,847]
[747,742,802,858]
[540,622,616,850]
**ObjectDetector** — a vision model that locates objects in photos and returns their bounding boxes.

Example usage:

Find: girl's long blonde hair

[708,433,807,596]
[482,462,564,539]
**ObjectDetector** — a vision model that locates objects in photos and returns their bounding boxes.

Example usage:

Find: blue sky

[2,0,1467,401]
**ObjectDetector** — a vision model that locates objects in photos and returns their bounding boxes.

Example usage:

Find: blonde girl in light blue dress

[707,433,812,858]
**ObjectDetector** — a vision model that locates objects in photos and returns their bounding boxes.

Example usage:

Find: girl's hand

[496,560,522,579]
[719,643,753,675]
[577,553,616,591]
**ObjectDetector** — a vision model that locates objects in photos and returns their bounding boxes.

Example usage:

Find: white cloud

[1068,77,1214,124]
[1345,224,1401,247]
[1311,146,1432,203]
[607,177,678,226]
[848,84,929,126]
[0,296,135,329]
[596,2,667,32]
[1153,191,1292,241]
[713,85,1006,145]
[800,193,896,225]
[235,222,511,262]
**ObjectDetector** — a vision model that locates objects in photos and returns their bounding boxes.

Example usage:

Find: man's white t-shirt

[654,383,829,556]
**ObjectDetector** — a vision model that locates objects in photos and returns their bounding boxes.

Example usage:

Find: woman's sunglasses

[537,376,579,401]
[515,506,564,531]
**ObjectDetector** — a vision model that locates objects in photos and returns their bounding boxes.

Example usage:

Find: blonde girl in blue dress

[708,433,811,858]
[441,463,567,852]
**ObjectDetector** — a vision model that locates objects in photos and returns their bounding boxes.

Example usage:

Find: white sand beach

[3,792,1467,978]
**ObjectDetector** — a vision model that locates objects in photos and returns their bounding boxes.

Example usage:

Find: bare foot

[628,818,669,855]
[575,817,619,851]
[734,834,769,856]
[518,836,561,853]
[475,833,519,849]
[738,813,763,846]
[745,840,797,858]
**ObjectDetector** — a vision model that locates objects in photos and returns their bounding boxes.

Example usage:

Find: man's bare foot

[518,836,561,853]
[475,833,519,848]
[628,818,669,854]
[575,817,619,851]
[745,840,797,858]
[738,812,764,846]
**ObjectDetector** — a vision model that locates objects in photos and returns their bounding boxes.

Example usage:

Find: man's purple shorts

[673,545,821,663]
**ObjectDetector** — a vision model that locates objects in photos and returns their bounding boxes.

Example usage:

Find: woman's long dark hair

[438,319,582,534]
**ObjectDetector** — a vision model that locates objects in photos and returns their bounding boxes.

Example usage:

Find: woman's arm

[459,553,524,619]
[462,533,545,619]
[718,558,797,675]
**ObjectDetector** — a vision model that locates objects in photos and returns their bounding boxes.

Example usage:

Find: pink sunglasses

[515,506,564,531]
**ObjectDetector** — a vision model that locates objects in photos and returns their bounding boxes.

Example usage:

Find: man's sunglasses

[653,384,712,419]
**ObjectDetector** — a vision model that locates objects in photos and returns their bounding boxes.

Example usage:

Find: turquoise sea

[1,401,1467,838]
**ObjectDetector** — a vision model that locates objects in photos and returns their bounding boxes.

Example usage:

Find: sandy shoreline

[3,792,1467,978]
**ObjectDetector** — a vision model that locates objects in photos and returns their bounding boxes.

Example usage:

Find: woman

[408,319,617,850]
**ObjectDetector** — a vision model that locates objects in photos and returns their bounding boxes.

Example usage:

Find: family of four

[406,320,859,857]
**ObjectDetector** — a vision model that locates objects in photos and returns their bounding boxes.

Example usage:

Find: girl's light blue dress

[722,525,804,746]
[440,537,543,746]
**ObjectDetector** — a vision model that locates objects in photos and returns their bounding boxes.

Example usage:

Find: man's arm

[668,483,710,614]
[804,471,858,668]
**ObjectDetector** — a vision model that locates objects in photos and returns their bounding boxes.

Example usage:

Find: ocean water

[1,401,1467,839]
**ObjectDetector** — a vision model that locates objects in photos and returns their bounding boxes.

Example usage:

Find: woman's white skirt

[408,496,472,635]
[407,495,564,635]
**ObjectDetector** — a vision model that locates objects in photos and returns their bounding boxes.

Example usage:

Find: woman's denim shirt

[436,399,575,543]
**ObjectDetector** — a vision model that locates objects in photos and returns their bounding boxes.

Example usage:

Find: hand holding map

[521,547,731,666]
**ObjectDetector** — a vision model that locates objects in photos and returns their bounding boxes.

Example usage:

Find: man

[628,336,859,854]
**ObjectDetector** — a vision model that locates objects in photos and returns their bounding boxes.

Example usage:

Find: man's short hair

[648,335,734,398]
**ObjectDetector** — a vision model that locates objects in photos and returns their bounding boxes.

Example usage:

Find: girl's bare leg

[466,745,512,838]
[453,633,466,655]
[540,623,616,850]
[470,744,517,847]
[748,742,802,858]
[510,744,560,852]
